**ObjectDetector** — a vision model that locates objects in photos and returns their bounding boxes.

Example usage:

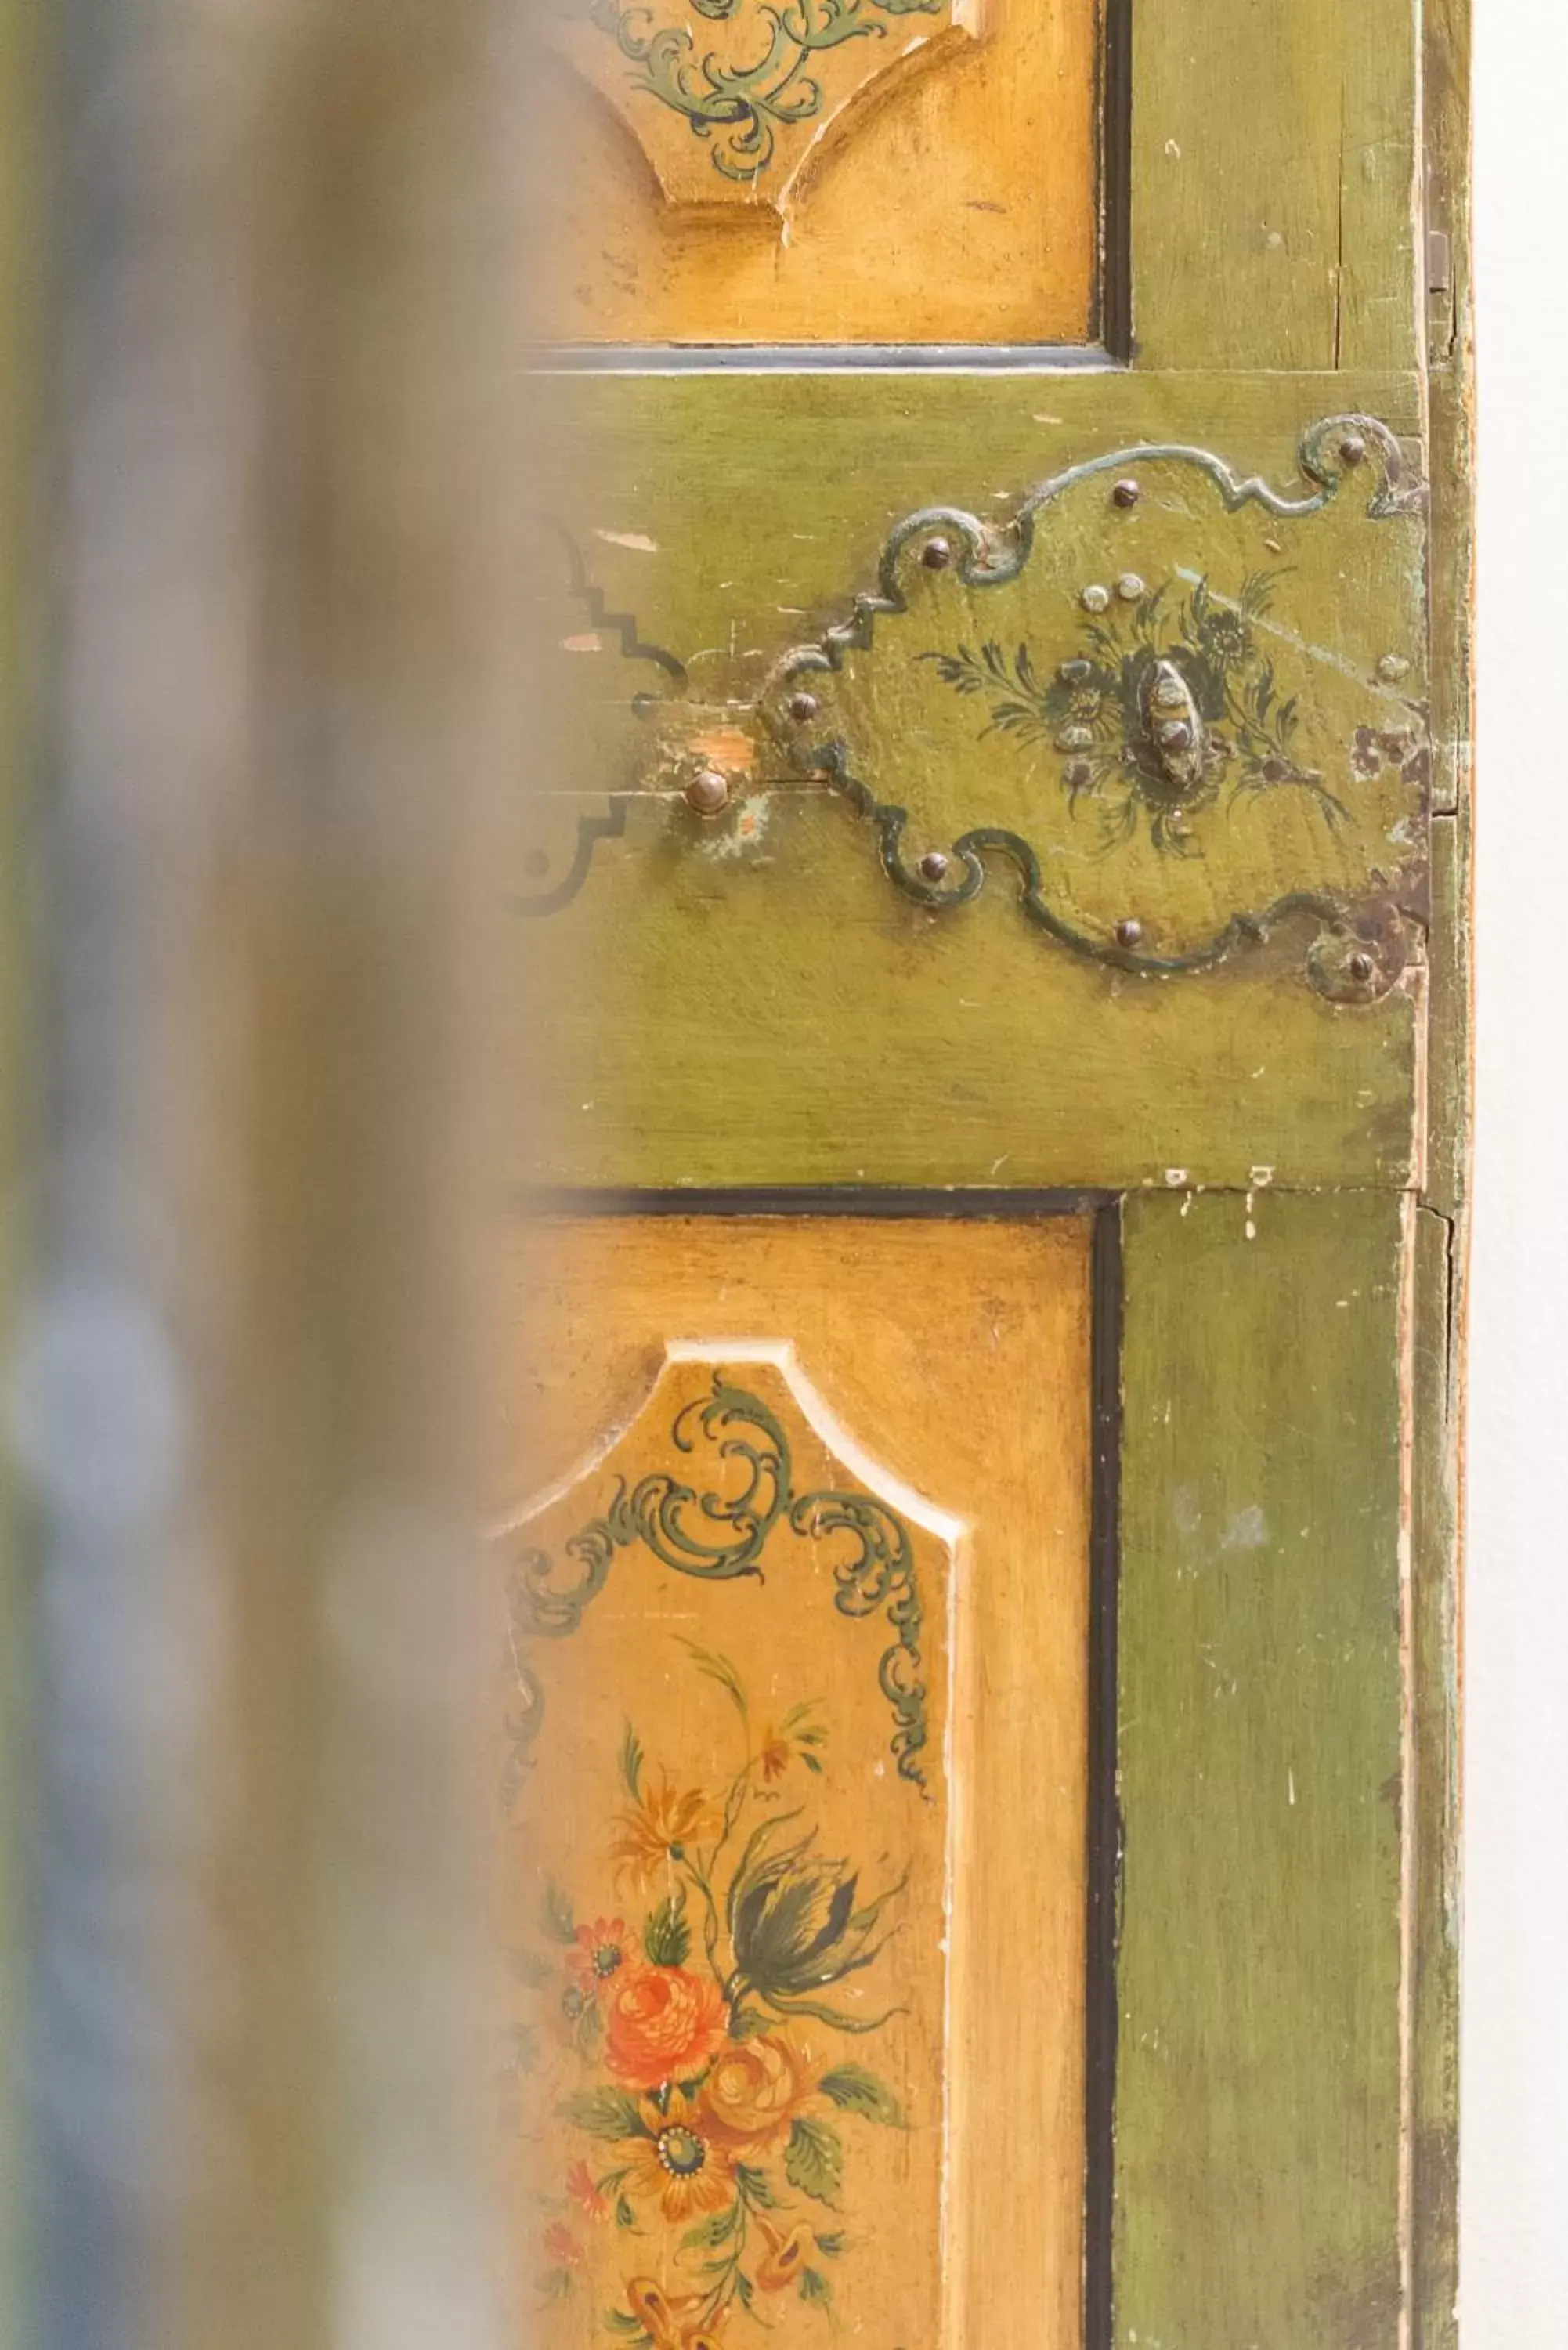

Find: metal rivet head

[1158,720,1193,751]
[1111,479,1141,508]
[918,851,950,883]
[1065,759,1093,788]
[788,689,821,721]
[1059,658,1093,685]
[1261,756,1289,782]
[684,768,731,816]
[1115,916,1143,948]
[1081,583,1111,613]
[630,691,659,721]
[1116,572,1146,602]
[522,848,551,880]
[1376,653,1411,684]
[1339,432,1367,465]
[1346,949,1375,983]
[922,536,954,570]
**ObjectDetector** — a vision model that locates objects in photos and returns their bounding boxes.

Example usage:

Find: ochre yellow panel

[497,1214,1093,2350]
[530,0,1100,345]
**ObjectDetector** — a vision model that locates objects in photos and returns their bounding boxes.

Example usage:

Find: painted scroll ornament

[547,0,976,207]
[497,1350,956,2348]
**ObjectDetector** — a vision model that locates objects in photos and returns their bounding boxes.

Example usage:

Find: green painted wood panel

[522,367,1425,1193]
[1411,1206,1461,2350]
[1132,0,1418,373]
[1115,1191,1407,2349]
[520,798,1419,1192]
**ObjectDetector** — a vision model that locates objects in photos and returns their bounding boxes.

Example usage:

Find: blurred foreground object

[5,4,530,2345]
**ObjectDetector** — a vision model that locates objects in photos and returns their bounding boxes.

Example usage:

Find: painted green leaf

[676,1637,749,1718]
[681,2204,741,2251]
[540,1882,577,1946]
[816,2063,907,2126]
[620,1720,645,1802]
[642,1891,692,1968]
[799,2266,833,2308]
[558,2086,645,2141]
[784,2115,844,2207]
[813,2231,846,2258]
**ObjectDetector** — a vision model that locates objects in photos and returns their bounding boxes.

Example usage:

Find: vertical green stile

[1115,1191,1407,2349]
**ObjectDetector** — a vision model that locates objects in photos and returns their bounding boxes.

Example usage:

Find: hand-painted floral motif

[519,1645,909,2336]
[923,571,1347,857]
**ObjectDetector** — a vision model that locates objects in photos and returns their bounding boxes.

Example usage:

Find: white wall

[1464,2,1568,2336]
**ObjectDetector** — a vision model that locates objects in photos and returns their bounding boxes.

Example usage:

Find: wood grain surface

[500,1211,1094,2350]
[1115,1191,1408,2350]
[528,0,1099,345]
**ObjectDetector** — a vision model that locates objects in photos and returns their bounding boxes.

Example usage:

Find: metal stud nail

[1111,479,1141,508]
[1346,949,1375,984]
[1376,653,1411,684]
[1115,916,1143,948]
[788,689,821,721]
[1065,760,1093,788]
[1116,572,1145,601]
[1059,658,1093,685]
[1339,432,1367,465]
[1081,583,1111,613]
[522,848,551,880]
[685,768,731,816]
[1158,720,1192,751]
[922,536,954,569]
[918,851,950,883]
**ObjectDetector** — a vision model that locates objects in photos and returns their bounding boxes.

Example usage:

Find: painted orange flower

[604,1963,727,2091]
[626,2277,729,2350]
[542,2222,583,2269]
[624,2089,735,2223]
[565,2158,609,2222]
[610,1778,720,1893]
[753,1703,826,1785]
[565,1916,631,2001]
[697,2033,811,2157]
[753,2214,813,2294]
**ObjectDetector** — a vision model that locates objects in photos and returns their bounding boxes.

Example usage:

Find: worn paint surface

[517,0,1469,2341]
[527,0,1099,344]
[1116,1191,1407,2350]
[504,1214,1095,2350]
[518,373,1426,1192]
[1132,0,1419,371]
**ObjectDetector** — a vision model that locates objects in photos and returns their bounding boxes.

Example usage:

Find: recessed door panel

[497,1211,1095,2350]
[528,0,1101,345]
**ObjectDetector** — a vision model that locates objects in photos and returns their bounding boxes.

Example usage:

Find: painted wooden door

[513,7,1468,2350]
